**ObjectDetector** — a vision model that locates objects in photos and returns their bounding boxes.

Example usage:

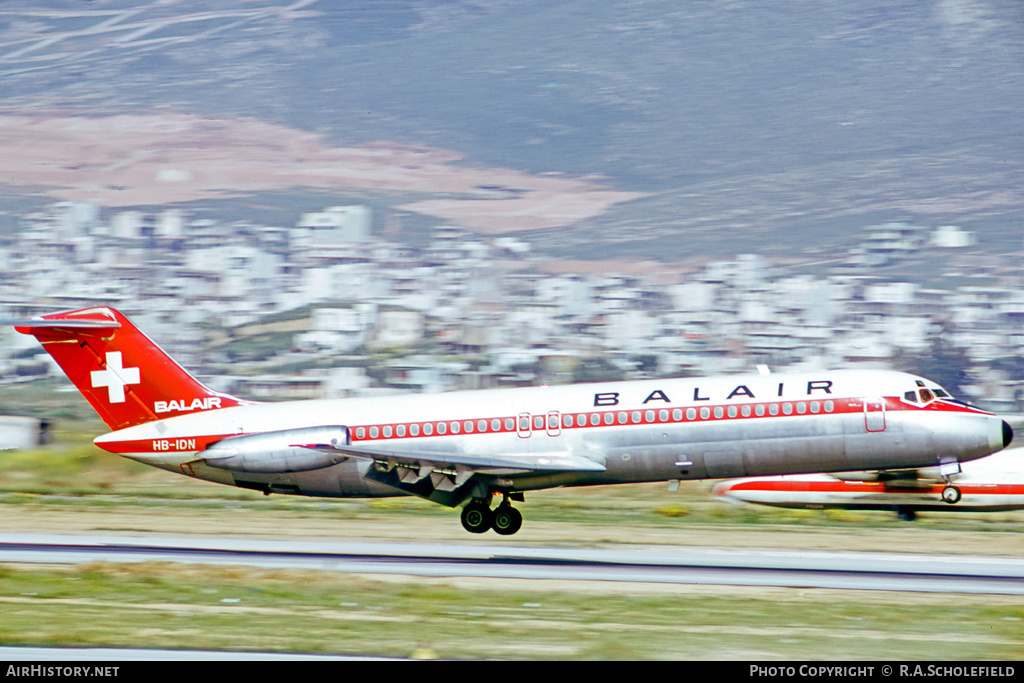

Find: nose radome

[990,417,1014,452]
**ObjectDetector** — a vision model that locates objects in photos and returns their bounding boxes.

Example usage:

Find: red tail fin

[14,307,248,431]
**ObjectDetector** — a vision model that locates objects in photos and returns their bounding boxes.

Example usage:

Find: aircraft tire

[941,485,962,504]
[461,501,493,533]
[492,506,523,536]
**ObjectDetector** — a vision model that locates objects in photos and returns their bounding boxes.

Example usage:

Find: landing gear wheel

[460,501,493,534]
[941,485,962,504]
[492,506,523,536]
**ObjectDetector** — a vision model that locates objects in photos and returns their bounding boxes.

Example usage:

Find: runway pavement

[2,533,1023,594]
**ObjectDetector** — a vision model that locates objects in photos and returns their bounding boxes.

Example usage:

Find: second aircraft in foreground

[713,446,1024,520]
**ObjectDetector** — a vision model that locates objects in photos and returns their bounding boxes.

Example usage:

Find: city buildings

[2,202,1020,412]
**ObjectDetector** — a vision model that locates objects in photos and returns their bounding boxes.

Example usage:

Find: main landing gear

[460,495,523,535]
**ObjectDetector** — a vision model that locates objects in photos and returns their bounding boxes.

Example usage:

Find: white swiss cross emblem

[91,351,141,404]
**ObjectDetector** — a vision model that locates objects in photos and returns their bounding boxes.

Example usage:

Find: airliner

[713,447,1024,521]
[9,306,1013,535]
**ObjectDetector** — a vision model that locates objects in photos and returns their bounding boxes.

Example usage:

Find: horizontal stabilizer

[6,307,247,430]
[2,318,121,329]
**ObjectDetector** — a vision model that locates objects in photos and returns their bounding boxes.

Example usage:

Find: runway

[2,533,1023,595]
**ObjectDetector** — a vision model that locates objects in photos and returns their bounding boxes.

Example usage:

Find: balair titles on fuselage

[594,380,834,407]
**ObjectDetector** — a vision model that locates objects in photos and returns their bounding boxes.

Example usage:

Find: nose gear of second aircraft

[941,485,962,504]
[461,496,523,534]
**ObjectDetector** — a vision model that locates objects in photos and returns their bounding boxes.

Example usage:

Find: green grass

[0,563,1021,660]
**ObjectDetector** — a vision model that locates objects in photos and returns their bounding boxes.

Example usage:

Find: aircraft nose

[1003,420,1014,449]
[711,480,740,501]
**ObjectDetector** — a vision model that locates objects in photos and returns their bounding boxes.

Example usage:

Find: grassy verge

[0,563,1021,660]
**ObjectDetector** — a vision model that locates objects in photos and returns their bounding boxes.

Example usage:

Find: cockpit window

[906,382,952,405]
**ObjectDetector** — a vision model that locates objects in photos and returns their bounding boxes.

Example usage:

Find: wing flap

[297,440,605,507]
[318,442,606,475]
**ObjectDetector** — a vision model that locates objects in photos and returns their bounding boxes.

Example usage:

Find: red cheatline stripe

[97,395,990,454]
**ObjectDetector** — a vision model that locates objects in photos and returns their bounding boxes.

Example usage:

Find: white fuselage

[94,368,1009,502]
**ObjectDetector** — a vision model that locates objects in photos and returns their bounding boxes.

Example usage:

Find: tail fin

[12,307,248,431]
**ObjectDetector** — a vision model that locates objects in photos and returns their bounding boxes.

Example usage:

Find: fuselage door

[518,412,532,439]
[546,411,561,437]
[864,398,886,432]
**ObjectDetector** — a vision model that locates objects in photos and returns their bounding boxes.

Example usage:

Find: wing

[304,439,606,507]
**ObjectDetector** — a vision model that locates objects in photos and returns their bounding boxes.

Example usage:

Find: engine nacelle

[203,426,349,474]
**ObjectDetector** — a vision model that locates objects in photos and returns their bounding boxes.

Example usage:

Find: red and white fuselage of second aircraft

[11,306,1014,535]
[713,447,1024,518]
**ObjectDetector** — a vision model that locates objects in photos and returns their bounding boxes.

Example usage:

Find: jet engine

[202,426,349,473]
